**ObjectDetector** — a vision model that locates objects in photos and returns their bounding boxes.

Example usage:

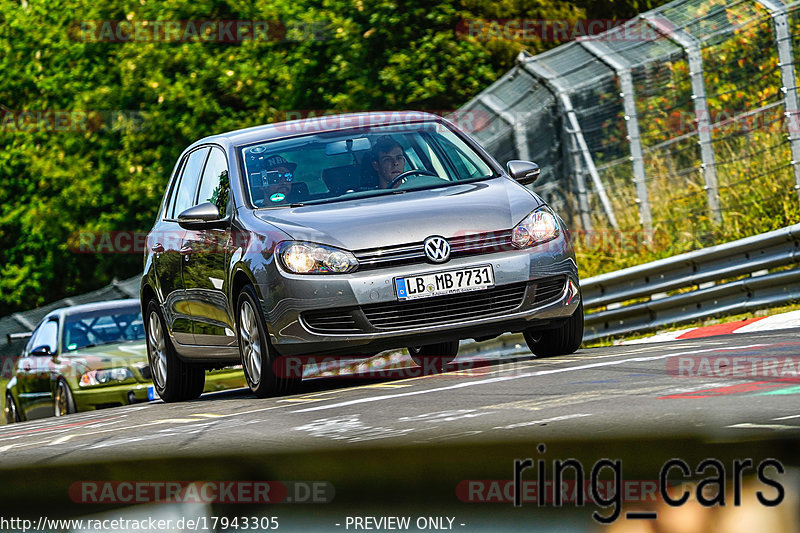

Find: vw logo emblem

[424,236,451,263]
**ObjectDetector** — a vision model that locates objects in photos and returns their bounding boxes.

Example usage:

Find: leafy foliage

[0,0,666,314]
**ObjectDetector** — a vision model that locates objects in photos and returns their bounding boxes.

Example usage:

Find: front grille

[303,310,361,334]
[139,365,152,380]
[533,276,566,304]
[354,230,513,270]
[362,282,527,330]
[300,277,568,335]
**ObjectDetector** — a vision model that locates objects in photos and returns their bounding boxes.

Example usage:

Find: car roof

[189,111,445,151]
[44,299,141,321]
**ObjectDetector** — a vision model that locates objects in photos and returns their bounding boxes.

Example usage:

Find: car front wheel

[524,302,584,357]
[237,285,299,398]
[145,300,205,402]
[54,379,76,417]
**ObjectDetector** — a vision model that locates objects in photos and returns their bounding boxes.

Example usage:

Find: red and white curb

[617,309,800,345]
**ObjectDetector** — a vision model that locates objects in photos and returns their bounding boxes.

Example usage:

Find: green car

[4,299,244,423]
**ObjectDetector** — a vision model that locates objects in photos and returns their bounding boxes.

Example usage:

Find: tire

[408,340,459,372]
[4,393,20,424]
[54,379,76,417]
[236,285,300,398]
[145,300,205,403]
[524,302,584,357]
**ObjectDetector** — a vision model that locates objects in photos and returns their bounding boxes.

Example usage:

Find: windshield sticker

[270,193,286,202]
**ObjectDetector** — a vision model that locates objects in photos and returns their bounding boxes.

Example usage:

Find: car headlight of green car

[79,367,135,387]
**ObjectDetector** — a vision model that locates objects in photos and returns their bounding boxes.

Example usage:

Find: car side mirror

[506,160,540,185]
[177,202,229,230]
[30,345,52,356]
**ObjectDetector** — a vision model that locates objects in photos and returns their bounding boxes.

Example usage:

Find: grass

[574,98,800,281]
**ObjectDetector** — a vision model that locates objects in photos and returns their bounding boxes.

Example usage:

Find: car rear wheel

[4,393,20,424]
[408,341,459,372]
[54,379,76,417]
[145,300,205,402]
[524,302,584,357]
[237,285,300,398]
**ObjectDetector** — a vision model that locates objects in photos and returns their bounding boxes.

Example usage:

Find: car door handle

[152,243,164,253]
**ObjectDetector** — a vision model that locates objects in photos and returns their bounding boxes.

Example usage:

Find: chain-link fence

[457,0,800,246]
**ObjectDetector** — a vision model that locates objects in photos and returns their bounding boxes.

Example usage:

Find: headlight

[511,206,559,248]
[277,241,358,274]
[79,367,135,387]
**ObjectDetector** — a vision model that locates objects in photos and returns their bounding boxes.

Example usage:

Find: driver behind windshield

[371,136,407,189]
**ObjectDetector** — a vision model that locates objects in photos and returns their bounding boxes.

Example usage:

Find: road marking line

[493,413,592,430]
[361,383,412,389]
[277,398,329,403]
[190,414,224,418]
[291,344,770,413]
[772,414,800,420]
[47,434,74,445]
[726,423,799,430]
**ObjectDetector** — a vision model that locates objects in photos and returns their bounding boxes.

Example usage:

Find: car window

[238,122,496,208]
[27,319,58,354]
[170,147,210,219]
[435,127,486,178]
[196,147,229,215]
[160,156,187,221]
[63,308,145,352]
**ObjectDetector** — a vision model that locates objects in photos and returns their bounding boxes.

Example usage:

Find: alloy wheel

[147,310,168,391]
[239,300,262,385]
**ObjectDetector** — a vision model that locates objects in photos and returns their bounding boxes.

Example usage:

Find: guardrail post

[643,14,722,225]
[520,58,620,230]
[580,39,653,232]
[753,0,800,202]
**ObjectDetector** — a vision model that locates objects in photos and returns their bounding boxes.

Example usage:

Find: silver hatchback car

[141,112,582,400]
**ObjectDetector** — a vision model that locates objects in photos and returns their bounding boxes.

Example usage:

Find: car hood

[253,177,542,250]
[62,340,148,373]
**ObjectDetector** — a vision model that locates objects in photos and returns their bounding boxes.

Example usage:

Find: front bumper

[259,235,580,357]
[74,382,151,410]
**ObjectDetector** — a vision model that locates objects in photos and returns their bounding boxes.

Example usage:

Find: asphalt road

[2,329,800,467]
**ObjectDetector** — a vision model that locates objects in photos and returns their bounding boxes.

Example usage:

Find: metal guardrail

[581,224,800,341]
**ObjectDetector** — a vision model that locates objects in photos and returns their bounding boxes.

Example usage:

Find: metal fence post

[520,59,620,230]
[643,14,722,225]
[580,39,653,232]
[479,94,531,161]
[753,0,800,201]
[568,128,594,230]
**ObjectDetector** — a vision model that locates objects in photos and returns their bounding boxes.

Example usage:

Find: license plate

[147,386,158,401]
[395,265,494,300]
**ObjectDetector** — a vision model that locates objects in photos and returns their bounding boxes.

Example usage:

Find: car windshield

[238,121,495,208]
[62,305,145,352]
